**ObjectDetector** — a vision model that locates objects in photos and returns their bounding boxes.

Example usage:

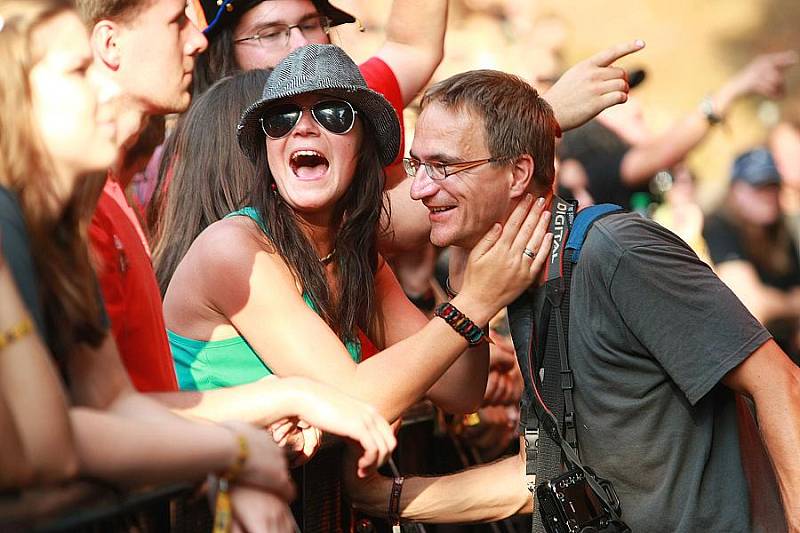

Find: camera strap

[524,199,625,533]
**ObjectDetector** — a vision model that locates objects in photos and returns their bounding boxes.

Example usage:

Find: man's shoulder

[584,211,688,255]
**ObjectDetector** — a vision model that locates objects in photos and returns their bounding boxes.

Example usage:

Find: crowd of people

[0,0,798,532]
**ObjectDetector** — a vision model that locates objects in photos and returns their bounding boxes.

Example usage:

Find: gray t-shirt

[510,212,771,533]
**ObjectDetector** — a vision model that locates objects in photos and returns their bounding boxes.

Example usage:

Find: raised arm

[723,339,800,530]
[619,51,798,187]
[542,39,645,132]
[374,0,447,105]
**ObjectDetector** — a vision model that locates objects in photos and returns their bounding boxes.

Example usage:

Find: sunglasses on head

[259,99,358,139]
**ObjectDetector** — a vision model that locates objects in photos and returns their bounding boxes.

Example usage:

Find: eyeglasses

[260,99,358,139]
[402,156,507,180]
[233,16,331,50]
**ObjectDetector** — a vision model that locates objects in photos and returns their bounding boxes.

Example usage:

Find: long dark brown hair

[152,69,271,295]
[192,24,241,97]
[0,0,106,358]
[251,120,387,342]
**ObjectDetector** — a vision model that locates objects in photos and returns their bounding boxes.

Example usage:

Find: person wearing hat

[189,0,446,170]
[181,0,651,256]
[704,147,800,363]
[71,2,399,523]
[162,43,550,436]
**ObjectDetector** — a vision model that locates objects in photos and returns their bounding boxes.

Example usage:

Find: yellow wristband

[223,433,248,482]
[0,318,33,351]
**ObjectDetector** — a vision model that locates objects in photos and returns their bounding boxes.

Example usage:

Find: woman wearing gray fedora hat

[162,44,552,428]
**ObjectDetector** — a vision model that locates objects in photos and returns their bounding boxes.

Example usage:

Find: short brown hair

[421,70,559,192]
[75,0,151,26]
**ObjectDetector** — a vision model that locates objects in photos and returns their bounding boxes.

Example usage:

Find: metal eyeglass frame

[402,156,508,180]
[233,15,332,49]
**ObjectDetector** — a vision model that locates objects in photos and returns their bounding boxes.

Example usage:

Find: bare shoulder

[182,217,296,296]
[192,217,272,264]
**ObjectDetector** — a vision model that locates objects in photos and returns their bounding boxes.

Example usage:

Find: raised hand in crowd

[713,50,798,109]
[543,39,646,132]
[612,50,798,187]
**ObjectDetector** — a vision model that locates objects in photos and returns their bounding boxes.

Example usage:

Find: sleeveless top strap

[224,206,267,233]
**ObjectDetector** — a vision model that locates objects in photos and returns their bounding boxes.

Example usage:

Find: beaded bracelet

[0,318,33,351]
[434,302,487,346]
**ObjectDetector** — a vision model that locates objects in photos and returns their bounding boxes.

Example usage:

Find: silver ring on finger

[522,248,536,260]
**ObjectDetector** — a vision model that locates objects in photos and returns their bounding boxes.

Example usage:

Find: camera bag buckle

[524,428,540,492]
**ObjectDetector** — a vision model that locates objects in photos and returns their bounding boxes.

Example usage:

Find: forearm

[620,112,710,186]
[620,79,745,187]
[377,0,447,104]
[0,268,77,484]
[423,249,490,413]
[349,453,532,523]
[715,262,800,324]
[0,394,34,489]
[70,406,237,488]
[354,304,486,422]
[741,286,800,325]
[426,343,489,415]
[752,366,800,526]
[151,376,304,426]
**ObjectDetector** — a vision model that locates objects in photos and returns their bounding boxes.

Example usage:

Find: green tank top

[170,207,361,391]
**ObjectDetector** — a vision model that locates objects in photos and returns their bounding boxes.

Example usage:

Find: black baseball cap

[195,0,356,38]
[731,148,781,187]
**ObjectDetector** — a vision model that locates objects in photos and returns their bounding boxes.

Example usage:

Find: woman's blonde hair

[0,0,106,360]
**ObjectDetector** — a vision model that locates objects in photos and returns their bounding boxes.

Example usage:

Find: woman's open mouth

[290,149,330,181]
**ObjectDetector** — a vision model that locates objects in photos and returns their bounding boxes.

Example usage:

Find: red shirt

[89,178,178,392]
[359,56,405,166]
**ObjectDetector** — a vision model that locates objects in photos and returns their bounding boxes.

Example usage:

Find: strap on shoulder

[565,204,623,262]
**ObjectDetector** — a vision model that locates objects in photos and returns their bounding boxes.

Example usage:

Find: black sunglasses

[259,99,358,139]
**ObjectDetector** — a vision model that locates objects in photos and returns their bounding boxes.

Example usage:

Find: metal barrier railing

[1,402,523,533]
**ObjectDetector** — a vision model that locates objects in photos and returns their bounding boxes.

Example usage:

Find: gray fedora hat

[237,44,400,167]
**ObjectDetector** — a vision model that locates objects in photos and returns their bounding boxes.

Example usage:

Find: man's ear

[90,20,122,70]
[509,154,534,199]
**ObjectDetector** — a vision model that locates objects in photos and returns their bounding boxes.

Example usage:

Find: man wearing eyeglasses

[347,68,800,533]
[190,0,439,153]
[186,1,647,235]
